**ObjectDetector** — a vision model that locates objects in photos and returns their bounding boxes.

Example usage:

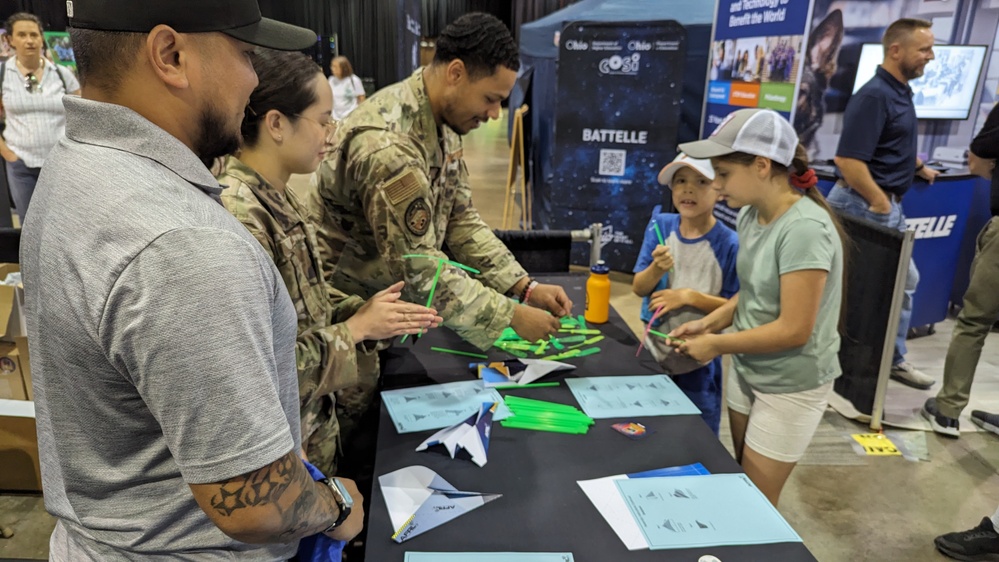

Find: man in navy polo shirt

[830,18,940,390]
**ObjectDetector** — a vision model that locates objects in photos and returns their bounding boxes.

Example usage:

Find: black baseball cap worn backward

[66,0,317,51]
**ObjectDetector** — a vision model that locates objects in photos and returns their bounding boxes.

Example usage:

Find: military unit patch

[384,170,422,205]
[405,198,431,236]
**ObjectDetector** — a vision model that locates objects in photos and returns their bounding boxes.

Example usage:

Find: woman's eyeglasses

[25,73,39,93]
[294,114,338,144]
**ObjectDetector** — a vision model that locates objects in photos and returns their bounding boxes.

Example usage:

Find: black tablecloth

[368,274,816,561]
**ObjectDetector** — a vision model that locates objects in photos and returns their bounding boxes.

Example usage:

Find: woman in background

[0,12,79,224]
[328,55,365,121]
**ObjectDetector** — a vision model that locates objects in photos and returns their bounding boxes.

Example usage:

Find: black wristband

[915,163,925,172]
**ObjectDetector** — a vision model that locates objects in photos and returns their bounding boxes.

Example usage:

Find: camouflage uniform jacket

[219,157,370,460]
[315,69,528,350]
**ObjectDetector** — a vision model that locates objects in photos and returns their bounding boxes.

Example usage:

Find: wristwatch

[319,477,354,533]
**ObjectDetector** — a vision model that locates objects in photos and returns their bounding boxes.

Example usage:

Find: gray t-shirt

[733,196,843,393]
[20,97,302,560]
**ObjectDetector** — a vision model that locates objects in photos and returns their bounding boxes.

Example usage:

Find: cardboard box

[0,263,26,342]
[0,342,27,400]
[0,263,31,401]
[0,398,41,492]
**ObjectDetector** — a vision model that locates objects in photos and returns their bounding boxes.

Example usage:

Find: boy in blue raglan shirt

[632,153,739,434]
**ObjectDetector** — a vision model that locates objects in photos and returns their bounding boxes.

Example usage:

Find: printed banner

[550,21,688,271]
[701,0,812,136]
[397,0,421,81]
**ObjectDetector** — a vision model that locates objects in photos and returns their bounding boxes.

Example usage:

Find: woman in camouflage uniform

[218,49,441,475]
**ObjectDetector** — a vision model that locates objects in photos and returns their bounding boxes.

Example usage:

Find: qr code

[599,149,627,176]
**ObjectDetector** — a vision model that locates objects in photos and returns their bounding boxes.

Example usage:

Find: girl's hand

[669,320,708,343]
[650,245,674,272]
[677,334,720,364]
[649,289,690,319]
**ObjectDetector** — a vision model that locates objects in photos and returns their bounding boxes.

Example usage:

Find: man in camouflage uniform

[316,12,573,350]
[220,156,399,475]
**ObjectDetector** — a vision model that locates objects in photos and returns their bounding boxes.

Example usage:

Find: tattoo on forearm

[209,451,336,541]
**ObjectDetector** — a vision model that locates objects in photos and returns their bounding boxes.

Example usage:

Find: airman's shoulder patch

[405,198,431,236]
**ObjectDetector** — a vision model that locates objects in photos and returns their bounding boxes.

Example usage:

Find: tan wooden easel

[502,104,531,230]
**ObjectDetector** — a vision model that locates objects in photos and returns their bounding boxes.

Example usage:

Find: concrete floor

[3,112,999,561]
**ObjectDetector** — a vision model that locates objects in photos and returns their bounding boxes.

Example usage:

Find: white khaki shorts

[726,369,833,463]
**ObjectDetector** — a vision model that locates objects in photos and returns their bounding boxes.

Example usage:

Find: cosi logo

[905,215,957,239]
[598,54,640,75]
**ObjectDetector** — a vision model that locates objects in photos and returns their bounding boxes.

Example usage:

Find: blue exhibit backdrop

[549,21,688,271]
[703,0,813,228]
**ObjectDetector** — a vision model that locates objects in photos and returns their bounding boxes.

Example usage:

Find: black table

[368,274,816,561]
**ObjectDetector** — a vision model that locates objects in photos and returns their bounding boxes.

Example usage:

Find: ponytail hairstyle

[784,144,849,257]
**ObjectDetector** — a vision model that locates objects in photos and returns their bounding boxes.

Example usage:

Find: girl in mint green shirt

[672,108,847,507]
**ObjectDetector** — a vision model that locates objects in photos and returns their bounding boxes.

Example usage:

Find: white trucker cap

[657,153,715,188]
[679,108,798,167]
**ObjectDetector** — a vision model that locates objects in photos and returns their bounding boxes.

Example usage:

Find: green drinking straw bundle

[399,254,481,343]
[501,395,594,434]
[491,314,603,361]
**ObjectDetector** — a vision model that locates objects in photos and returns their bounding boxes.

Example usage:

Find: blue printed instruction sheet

[382,381,512,433]
[405,554,573,562]
[565,375,701,418]
[615,474,801,549]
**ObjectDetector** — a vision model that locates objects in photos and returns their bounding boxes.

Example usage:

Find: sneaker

[971,410,999,437]
[922,398,960,438]
[935,517,999,561]
[890,361,935,390]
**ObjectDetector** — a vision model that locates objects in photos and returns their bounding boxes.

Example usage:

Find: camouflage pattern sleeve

[296,322,360,403]
[327,284,366,322]
[220,179,360,408]
[445,157,528,295]
[351,143,516,350]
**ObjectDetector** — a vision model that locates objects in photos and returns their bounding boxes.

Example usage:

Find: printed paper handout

[566,375,701,419]
[382,381,512,433]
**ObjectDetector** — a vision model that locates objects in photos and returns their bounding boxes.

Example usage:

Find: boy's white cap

[657,153,715,188]
[678,108,798,167]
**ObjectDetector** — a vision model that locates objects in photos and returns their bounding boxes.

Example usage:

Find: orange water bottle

[585,260,611,324]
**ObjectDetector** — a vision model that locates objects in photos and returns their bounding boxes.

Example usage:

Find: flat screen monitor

[851,43,988,120]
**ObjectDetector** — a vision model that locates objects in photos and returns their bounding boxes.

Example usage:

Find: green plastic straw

[534,340,548,355]
[493,382,560,390]
[546,349,581,361]
[574,347,601,358]
[499,342,535,351]
[649,329,685,343]
[571,335,604,349]
[504,396,581,412]
[401,254,481,274]
[578,315,587,329]
[510,409,594,423]
[651,224,675,277]
[548,337,565,350]
[500,419,589,434]
[401,258,446,344]
[431,347,488,359]
[506,416,592,430]
[505,348,528,358]
[559,329,601,335]
[425,260,445,308]
[555,335,586,344]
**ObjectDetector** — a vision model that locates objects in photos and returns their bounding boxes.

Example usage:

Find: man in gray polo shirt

[19,1,364,559]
